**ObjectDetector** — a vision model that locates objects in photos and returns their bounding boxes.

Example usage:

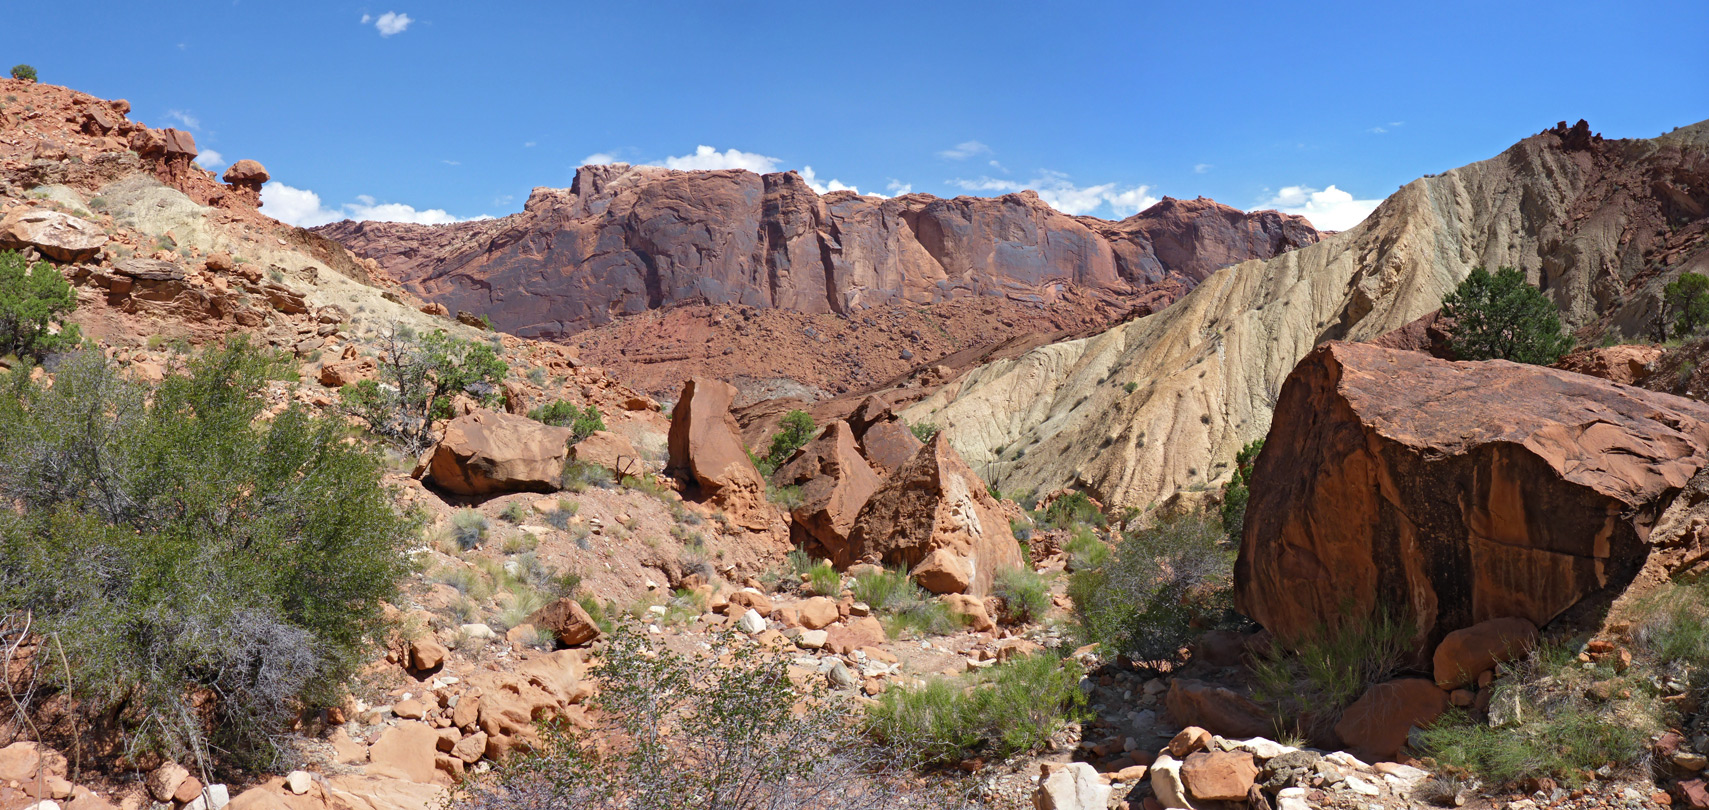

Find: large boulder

[774,420,883,557]
[844,433,1024,595]
[1032,762,1111,810]
[1432,617,1538,689]
[667,377,784,538]
[568,429,638,478]
[222,159,270,186]
[0,208,107,262]
[427,409,572,495]
[1236,342,1709,653]
[1332,678,1449,764]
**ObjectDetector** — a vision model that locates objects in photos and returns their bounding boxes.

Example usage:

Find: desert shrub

[787,548,818,577]
[1041,490,1104,530]
[1666,272,1709,340]
[460,625,912,810]
[544,509,574,531]
[866,653,1087,766]
[1062,525,1109,570]
[992,567,1050,625]
[1440,266,1573,364]
[529,399,605,443]
[1632,579,1709,691]
[1250,608,1413,736]
[1219,438,1263,542]
[768,483,805,509]
[502,533,539,554]
[561,459,614,492]
[9,65,35,82]
[1068,511,1233,672]
[1009,517,1034,542]
[491,587,550,632]
[807,560,842,597]
[0,249,81,362]
[765,409,817,470]
[500,501,528,524]
[526,367,547,386]
[908,421,940,442]
[452,508,489,550]
[0,341,413,770]
[341,323,507,452]
[1123,381,1139,393]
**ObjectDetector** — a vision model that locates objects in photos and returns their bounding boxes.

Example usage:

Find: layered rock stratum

[315,170,1316,398]
[899,119,1709,508]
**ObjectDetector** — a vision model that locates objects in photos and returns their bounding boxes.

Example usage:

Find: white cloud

[800,166,858,195]
[374,11,412,36]
[261,182,481,227]
[1254,184,1380,231]
[885,179,913,196]
[523,141,536,148]
[1194,163,1213,174]
[360,13,372,23]
[166,109,200,130]
[937,140,992,160]
[1367,121,1405,135]
[198,148,224,169]
[580,152,618,165]
[988,159,1007,172]
[949,170,1158,217]
[441,159,460,166]
[661,145,779,173]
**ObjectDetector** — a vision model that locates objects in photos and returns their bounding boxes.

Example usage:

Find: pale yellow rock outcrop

[903,121,1709,508]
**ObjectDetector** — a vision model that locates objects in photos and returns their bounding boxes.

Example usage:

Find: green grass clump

[992,567,1050,624]
[767,483,805,509]
[806,560,842,597]
[851,567,961,637]
[1041,491,1105,530]
[561,460,615,492]
[500,501,528,524]
[1250,608,1414,736]
[866,653,1088,765]
[1417,705,1645,787]
[1062,525,1109,570]
[501,532,540,555]
[452,508,489,550]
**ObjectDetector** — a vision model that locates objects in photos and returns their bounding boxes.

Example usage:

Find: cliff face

[899,120,1709,508]
[315,165,1318,341]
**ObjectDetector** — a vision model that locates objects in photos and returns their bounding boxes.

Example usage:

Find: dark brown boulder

[1333,678,1449,763]
[222,159,270,186]
[774,420,883,557]
[1236,342,1709,654]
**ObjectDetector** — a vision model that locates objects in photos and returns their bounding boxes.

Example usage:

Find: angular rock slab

[1237,342,1709,653]
[0,208,107,262]
[428,409,572,495]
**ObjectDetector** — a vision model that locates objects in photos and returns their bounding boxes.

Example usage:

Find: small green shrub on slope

[0,249,80,362]
[1440,266,1573,364]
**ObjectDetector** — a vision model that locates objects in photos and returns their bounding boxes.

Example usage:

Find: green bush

[0,250,80,362]
[1068,512,1233,672]
[806,560,842,597]
[764,409,817,470]
[341,323,508,452]
[0,341,414,769]
[908,421,940,442]
[528,399,605,443]
[460,625,914,810]
[1440,266,1573,364]
[1041,490,1104,530]
[865,653,1087,765]
[500,501,528,523]
[992,567,1050,625]
[1665,272,1709,340]
[9,65,35,82]
[1219,438,1264,542]
[1633,580,1709,686]
[1062,525,1109,570]
[767,482,805,509]
[1250,608,1413,737]
[561,459,614,492]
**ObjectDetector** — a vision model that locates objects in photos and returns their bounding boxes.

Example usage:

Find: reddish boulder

[1237,342,1709,653]
[1432,617,1538,689]
[428,409,573,495]
[1554,345,1663,386]
[774,420,883,556]
[667,377,785,539]
[1164,679,1271,740]
[162,128,197,160]
[367,721,445,785]
[223,159,270,186]
[1179,750,1260,802]
[0,209,108,262]
[1333,678,1449,763]
[527,597,602,647]
[568,429,639,478]
[844,433,1024,595]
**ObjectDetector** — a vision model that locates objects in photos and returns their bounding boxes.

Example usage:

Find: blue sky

[12,1,1706,231]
